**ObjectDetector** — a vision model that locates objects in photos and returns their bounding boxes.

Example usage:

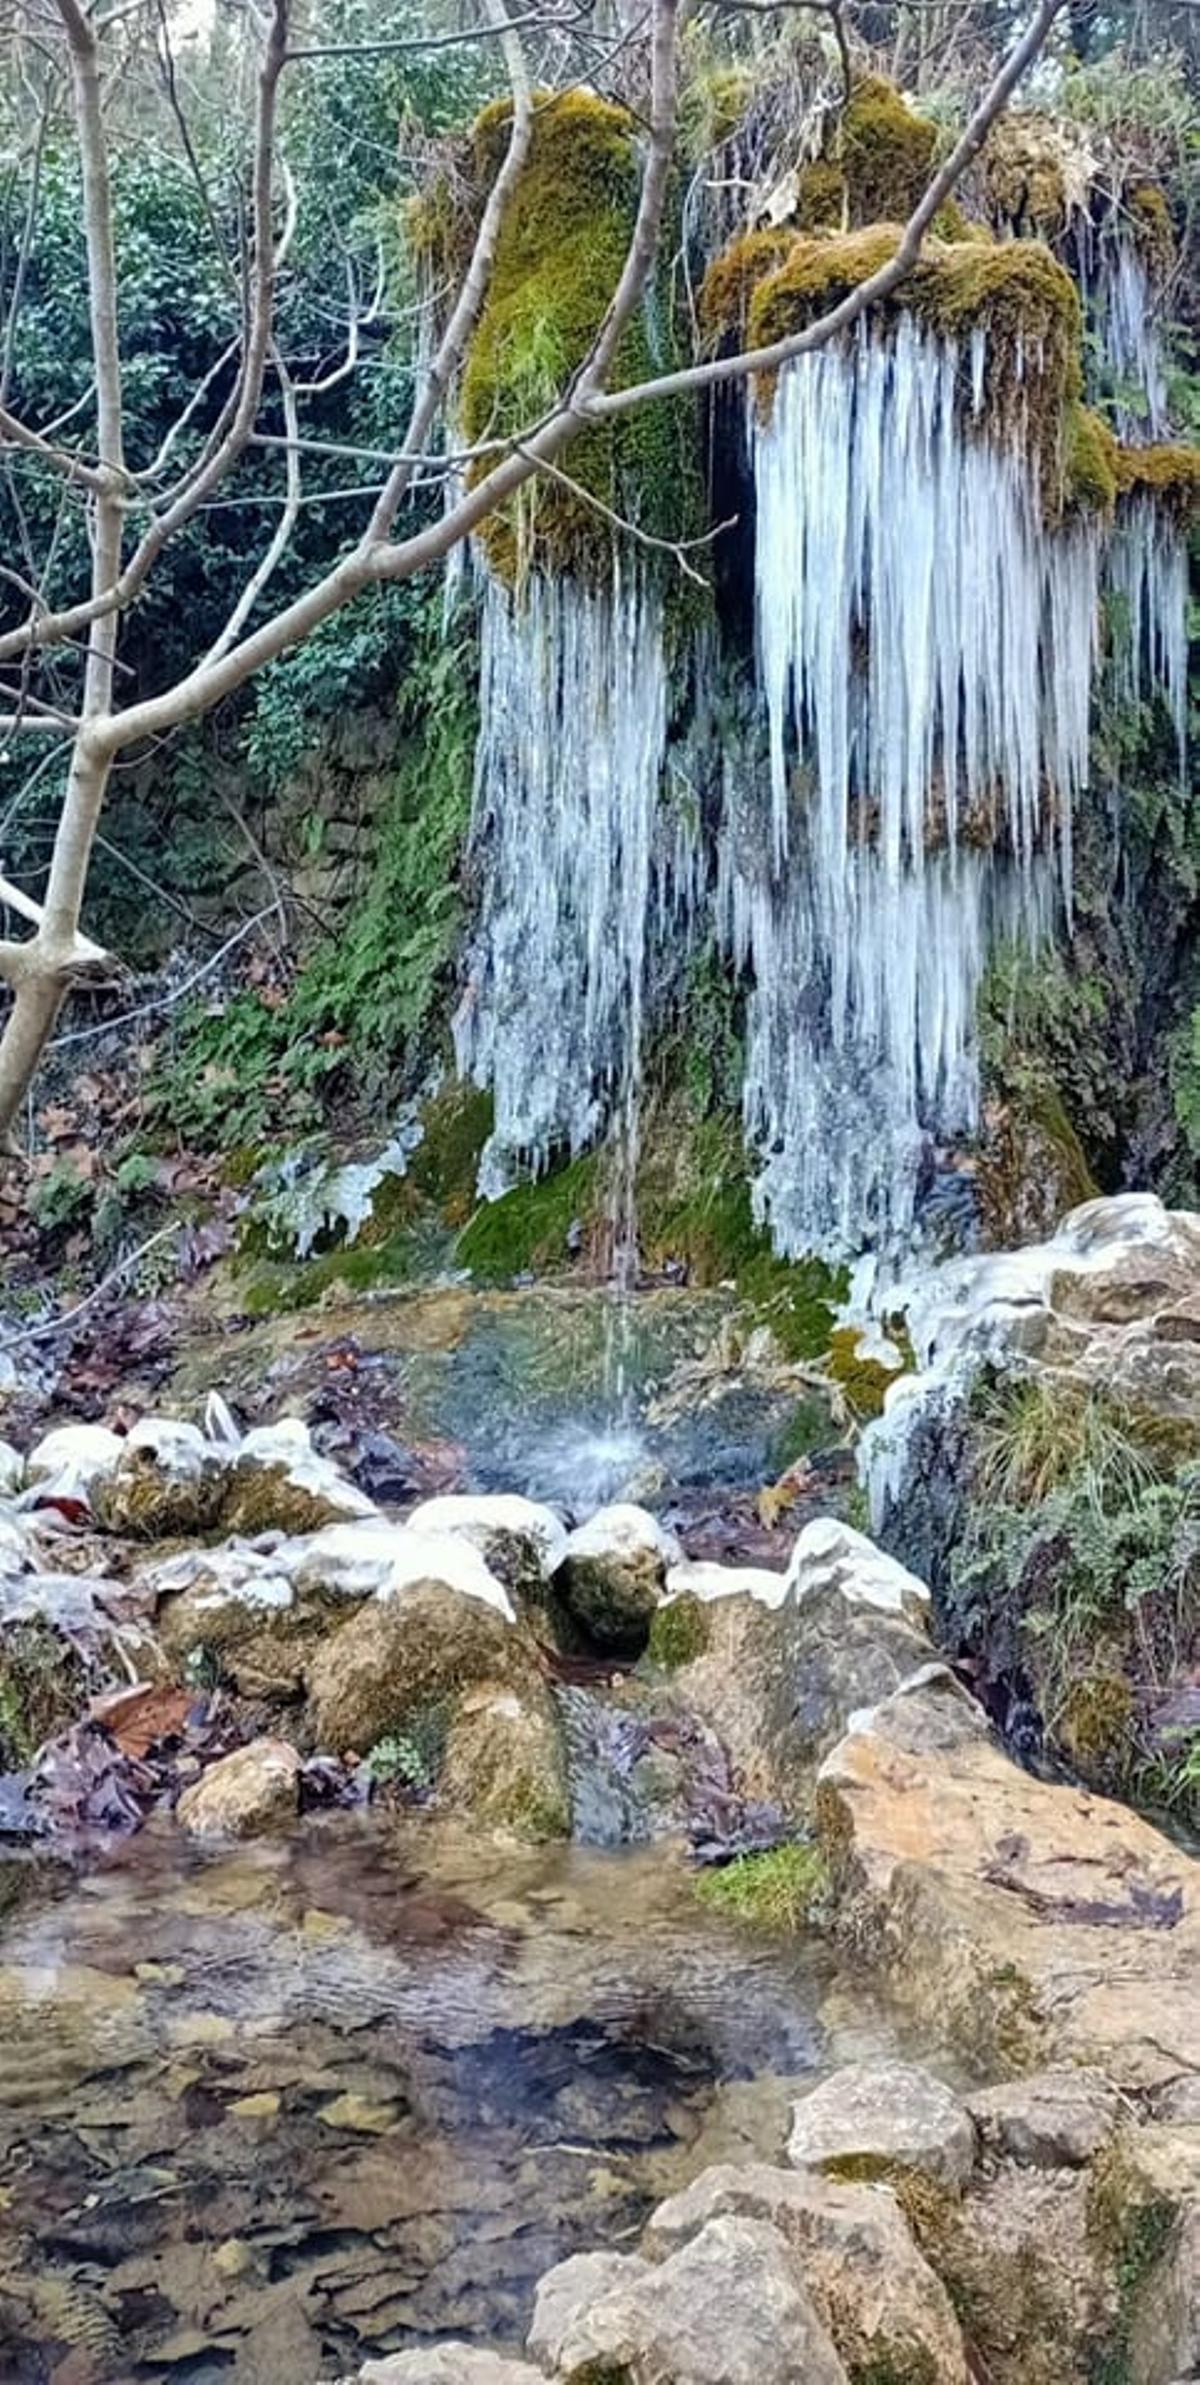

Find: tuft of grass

[694,1841,829,1933]
[971,1376,1187,1515]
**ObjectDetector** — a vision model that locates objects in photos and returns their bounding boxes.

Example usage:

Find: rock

[404,1494,569,1592]
[967,2067,1124,2168]
[222,1416,378,1534]
[349,2354,542,2384]
[94,1417,226,1537]
[175,1738,300,1838]
[664,1558,790,1609]
[153,1545,327,1706]
[296,1521,515,1618]
[816,1667,1200,2085]
[552,2214,849,2383]
[664,1520,936,1815]
[527,2249,651,2369]
[26,1423,123,1508]
[307,1582,535,1755]
[556,1503,680,1651]
[1095,2124,1200,2385]
[927,2165,1113,2385]
[643,2161,969,2382]
[788,2061,976,2189]
[440,1680,570,1839]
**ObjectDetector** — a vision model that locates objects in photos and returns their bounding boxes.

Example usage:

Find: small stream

[0,1815,943,2383]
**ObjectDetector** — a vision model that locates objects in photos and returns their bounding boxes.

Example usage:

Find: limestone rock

[816,1669,1200,2085]
[440,1679,570,1839]
[643,2161,969,2382]
[788,2061,976,2189]
[665,1522,935,1814]
[556,1504,680,1652]
[526,2249,651,2369]
[967,2067,1124,2168]
[553,2214,849,2383]
[928,2166,1113,2385]
[175,1738,300,1838]
[307,1581,534,1755]
[222,1416,378,1535]
[94,1416,225,1537]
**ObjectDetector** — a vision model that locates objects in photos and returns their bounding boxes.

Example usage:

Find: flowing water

[0,1817,945,2383]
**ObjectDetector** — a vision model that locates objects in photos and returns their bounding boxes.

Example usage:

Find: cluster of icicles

[456,308,1189,1264]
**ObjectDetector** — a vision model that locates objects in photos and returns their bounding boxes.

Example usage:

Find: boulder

[440,1680,570,1838]
[152,1544,328,1706]
[664,1519,936,1814]
[527,2249,651,2370]
[551,2214,849,2384]
[816,1667,1200,2086]
[787,2061,976,2189]
[556,1503,679,1652]
[222,1416,378,1534]
[664,1558,790,1610]
[923,2165,1114,2385]
[307,1582,535,1756]
[643,2162,969,2381]
[94,1416,225,1537]
[966,2067,1124,2169]
[175,1738,300,1838]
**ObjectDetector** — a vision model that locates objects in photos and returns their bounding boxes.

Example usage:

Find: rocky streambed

[0,1194,1198,2382]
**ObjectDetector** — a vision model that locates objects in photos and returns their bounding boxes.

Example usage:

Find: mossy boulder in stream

[557,1504,681,1654]
[306,1582,541,1757]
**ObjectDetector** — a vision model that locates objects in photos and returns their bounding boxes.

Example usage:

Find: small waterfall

[455,565,671,1218]
[738,319,1098,1259]
[1108,492,1190,771]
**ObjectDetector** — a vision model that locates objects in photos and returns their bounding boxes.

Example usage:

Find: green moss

[1063,401,1119,514]
[459,90,699,581]
[827,1323,912,1421]
[694,1840,830,1932]
[740,226,1082,499]
[455,1152,600,1281]
[699,226,798,354]
[851,2351,939,2385]
[1058,1667,1135,1782]
[238,1227,438,1315]
[839,77,937,226]
[1127,179,1173,278]
[981,113,1068,235]
[795,157,846,232]
[1114,441,1200,521]
[645,1593,711,1671]
[1088,2143,1179,2385]
[405,1082,493,1223]
[0,1624,87,1767]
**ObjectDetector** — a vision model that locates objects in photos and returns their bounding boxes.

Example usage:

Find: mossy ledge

[702,222,1084,503]
[1114,441,1200,521]
[456,90,700,583]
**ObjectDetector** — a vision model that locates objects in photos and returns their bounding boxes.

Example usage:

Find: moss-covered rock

[455,91,700,582]
[306,1583,539,1755]
[439,1678,570,1838]
[645,1592,711,1671]
[839,77,937,226]
[1113,441,1200,520]
[0,1621,89,1767]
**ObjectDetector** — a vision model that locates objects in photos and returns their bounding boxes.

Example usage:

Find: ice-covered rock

[557,1503,680,1652]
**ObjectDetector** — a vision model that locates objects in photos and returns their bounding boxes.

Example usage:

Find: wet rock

[307,1582,534,1755]
[788,2061,976,2189]
[222,1415,379,1533]
[664,1557,789,1609]
[930,2165,1113,2385]
[556,1503,680,1653]
[153,1546,328,1707]
[552,2213,849,2383]
[816,1666,1200,2085]
[966,2067,1123,2168]
[440,1680,570,1839]
[643,2161,969,2382]
[175,1737,301,1838]
[665,1520,935,1816]
[527,2248,651,2368]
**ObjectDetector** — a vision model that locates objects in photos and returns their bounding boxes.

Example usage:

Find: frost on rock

[454,566,688,1199]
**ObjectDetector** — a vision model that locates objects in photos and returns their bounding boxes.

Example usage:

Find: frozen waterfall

[741,319,1098,1259]
[454,567,676,1203]
[1108,492,1190,771]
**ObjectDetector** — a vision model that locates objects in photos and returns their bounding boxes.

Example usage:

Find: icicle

[1091,237,1169,445]
[1108,492,1189,774]
[454,566,671,1199]
[741,318,1096,1261]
